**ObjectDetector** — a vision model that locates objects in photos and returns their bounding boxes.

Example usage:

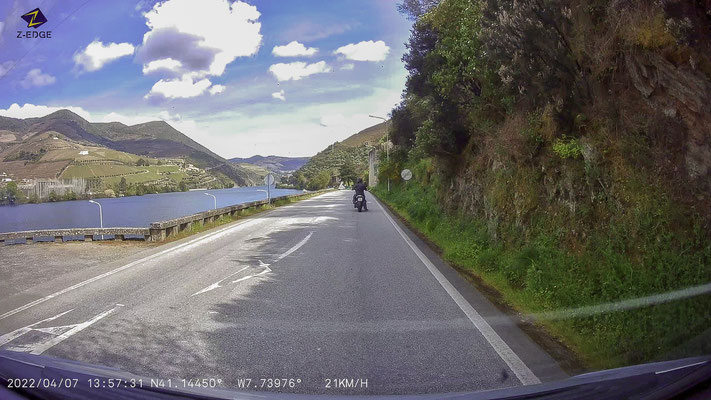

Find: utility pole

[369,115,389,192]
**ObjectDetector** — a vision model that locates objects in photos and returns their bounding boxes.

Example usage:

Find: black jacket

[354,182,367,195]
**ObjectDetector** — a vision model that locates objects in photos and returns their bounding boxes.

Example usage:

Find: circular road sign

[401,169,412,181]
[264,173,275,186]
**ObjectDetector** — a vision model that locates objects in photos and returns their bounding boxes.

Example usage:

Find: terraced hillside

[292,121,387,189]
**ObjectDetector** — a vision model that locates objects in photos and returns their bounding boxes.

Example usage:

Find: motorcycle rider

[353,177,368,211]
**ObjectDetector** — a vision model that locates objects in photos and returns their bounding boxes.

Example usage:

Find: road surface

[0,191,566,395]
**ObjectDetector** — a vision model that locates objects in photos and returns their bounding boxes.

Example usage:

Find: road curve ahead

[0,190,566,395]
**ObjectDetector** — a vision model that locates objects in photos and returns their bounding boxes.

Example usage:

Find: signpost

[264,173,275,204]
[401,169,412,182]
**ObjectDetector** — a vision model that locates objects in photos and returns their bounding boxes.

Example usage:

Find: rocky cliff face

[441,2,711,238]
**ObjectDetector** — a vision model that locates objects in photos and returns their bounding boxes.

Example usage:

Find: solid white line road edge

[373,196,541,386]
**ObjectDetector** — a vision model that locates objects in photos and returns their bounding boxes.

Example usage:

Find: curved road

[0,191,565,395]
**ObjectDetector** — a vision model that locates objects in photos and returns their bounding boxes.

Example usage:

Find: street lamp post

[88,200,103,240]
[369,115,389,192]
[204,192,217,209]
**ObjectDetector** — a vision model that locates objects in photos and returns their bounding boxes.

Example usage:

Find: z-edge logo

[21,8,48,29]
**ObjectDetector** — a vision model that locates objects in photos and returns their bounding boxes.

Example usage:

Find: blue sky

[0,0,412,158]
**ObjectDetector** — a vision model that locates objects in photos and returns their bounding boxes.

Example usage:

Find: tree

[118,177,128,193]
[136,158,149,166]
[339,160,358,186]
[308,170,331,190]
[398,0,440,20]
[480,0,589,116]
[48,191,59,202]
[63,191,77,201]
[179,180,188,192]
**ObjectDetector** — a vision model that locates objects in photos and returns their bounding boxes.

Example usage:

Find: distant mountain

[0,109,255,186]
[293,122,387,189]
[228,155,310,173]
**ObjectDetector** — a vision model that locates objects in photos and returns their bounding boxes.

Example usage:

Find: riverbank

[372,183,711,371]
[0,186,303,233]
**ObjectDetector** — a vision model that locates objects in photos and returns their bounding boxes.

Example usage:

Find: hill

[291,122,387,189]
[228,155,310,173]
[0,110,260,192]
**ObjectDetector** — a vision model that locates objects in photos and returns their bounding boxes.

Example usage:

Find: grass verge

[372,182,711,371]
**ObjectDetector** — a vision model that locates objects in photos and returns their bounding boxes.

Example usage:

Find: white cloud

[0,104,195,131]
[340,63,355,70]
[272,41,317,57]
[334,40,389,62]
[268,61,331,81]
[19,69,56,88]
[142,58,182,74]
[145,74,213,99]
[209,84,225,95]
[271,89,285,101]
[0,103,92,120]
[138,0,262,79]
[73,40,135,72]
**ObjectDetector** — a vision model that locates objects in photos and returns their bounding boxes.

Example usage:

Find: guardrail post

[150,228,166,242]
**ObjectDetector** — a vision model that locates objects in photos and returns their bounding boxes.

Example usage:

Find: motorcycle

[354,194,367,212]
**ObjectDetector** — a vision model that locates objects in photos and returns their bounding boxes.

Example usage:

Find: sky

[0,0,412,158]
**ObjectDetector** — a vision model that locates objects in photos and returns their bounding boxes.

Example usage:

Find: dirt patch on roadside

[0,241,157,297]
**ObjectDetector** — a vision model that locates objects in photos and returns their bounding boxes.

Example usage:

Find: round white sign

[401,169,412,181]
[264,173,275,185]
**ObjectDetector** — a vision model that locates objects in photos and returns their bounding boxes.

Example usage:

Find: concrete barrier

[0,228,150,244]
[0,189,329,245]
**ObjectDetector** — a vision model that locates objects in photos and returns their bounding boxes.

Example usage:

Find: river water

[0,186,302,233]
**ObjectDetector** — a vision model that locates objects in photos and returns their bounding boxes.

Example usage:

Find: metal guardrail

[0,190,330,245]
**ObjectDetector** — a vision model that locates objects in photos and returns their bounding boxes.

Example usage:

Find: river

[0,186,303,233]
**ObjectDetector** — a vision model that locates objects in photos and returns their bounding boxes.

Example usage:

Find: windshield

[0,0,710,397]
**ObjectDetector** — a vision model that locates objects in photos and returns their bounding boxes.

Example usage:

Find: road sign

[401,169,412,181]
[264,173,275,186]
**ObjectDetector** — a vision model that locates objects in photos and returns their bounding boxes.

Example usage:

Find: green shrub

[553,138,583,159]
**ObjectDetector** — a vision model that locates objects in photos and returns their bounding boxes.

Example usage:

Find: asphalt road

[0,191,566,395]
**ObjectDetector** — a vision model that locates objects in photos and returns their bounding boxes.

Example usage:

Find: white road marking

[1,306,118,355]
[0,310,73,346]
[231,232,313,285]
[0,218,264,321]
[232,263,272,284]
[192,266,250,296]
[28,307,117,355]
[373,197,541,386]
[276,232,313,262]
